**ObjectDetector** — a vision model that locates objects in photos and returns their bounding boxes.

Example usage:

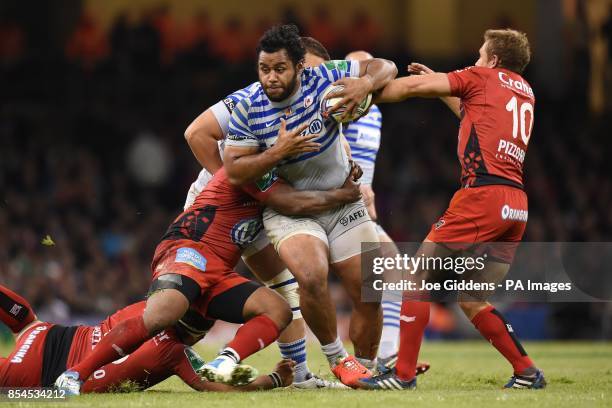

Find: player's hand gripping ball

[321,84,373,123]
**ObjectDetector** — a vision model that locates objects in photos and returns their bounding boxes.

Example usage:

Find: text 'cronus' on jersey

[498,72,534,97]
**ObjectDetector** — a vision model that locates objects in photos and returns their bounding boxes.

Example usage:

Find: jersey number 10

[505,96,534,145]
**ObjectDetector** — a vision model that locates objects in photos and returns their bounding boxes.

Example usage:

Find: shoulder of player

[221,82,261,111]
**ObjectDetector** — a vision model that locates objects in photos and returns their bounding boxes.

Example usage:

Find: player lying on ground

[359,29,546,390]
[54,125,364,395]
[0,286,294,392]
[224,24,397,388]
[180,36,348,389]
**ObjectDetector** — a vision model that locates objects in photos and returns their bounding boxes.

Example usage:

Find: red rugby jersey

[157,167,282,267]
[447,66,535,188]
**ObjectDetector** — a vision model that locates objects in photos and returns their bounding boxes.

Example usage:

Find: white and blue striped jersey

[226,60,361,191]
[343,105,382,185]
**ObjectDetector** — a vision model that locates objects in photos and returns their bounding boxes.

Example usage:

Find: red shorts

[426,185,528,263]
[151,241,250,317]
[0,323,53,387]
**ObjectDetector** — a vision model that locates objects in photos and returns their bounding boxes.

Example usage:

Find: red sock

[70,315,150,380]
[226,315,280,361]
[0,285,36,333]
[395,300,430,381]
[471,306,534,374]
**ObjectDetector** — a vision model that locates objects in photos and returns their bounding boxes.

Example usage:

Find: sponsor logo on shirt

[175,248,207,271]
[498,72,534,97]
[223,97,236,113]
[324,60,348,72]
[10,325,48,363]
[308,119,323,134]
[231,218,264,248]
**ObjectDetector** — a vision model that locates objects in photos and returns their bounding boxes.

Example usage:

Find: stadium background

[1,0,611,345]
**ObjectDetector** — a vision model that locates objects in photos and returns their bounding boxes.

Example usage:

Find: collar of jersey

[267,80,303,109]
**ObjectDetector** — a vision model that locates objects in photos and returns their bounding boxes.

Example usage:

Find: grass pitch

[1,340,610,407]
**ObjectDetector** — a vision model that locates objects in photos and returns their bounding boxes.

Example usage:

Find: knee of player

[261,298,292,331]
[296,268,328,296]
[143,310,179,334]
[458,301,488,319]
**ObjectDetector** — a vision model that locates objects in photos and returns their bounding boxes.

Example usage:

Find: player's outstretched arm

[374,72,452,103]
[359,58,398,91]
[184,109,225,174]
[224,120,319,186]
[262,169,362,216]
[408,63,461,118]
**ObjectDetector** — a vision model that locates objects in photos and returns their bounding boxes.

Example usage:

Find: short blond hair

[484,29,531,74]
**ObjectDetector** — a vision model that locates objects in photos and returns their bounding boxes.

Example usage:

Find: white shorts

[263,200,380,264]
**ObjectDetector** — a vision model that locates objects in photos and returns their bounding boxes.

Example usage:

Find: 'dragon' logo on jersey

[231,218,264,248]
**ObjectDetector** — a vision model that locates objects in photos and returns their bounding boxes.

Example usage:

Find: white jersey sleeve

[226,97,260,149]
[210,82,260,137]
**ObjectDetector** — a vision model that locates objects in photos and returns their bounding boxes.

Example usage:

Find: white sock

[356,356,377,370]
[321,337,348,366]
[218,347,240,363]
[378,301,401,359]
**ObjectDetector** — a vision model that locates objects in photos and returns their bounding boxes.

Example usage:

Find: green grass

[1,340,611,407]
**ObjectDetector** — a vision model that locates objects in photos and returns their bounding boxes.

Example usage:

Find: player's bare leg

[201,286,291,385]
[277,234,373,387]
[458,261,545,389]
[277,235,337,345]
[331,253,382,367]
[243,244,343,388]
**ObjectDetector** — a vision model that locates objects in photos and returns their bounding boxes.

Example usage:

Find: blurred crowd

[1,3,611,338]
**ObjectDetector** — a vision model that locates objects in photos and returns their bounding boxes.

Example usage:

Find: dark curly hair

[301,36,330,61]
[256,24,306,66]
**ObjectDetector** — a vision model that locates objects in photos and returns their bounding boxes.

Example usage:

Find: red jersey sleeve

[447,66,487,100]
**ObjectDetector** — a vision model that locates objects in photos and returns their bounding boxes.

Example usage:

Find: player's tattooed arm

[262,169,362,216]
[184,109,224,174]
[374,72,452,103]
[407,63,461,118]
[224,120,319,186]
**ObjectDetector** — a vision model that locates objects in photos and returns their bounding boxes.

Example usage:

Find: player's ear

[296,60,305,73]
[489,54,500,69]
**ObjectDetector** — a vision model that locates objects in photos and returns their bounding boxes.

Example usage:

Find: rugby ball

[321,84,372,123]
